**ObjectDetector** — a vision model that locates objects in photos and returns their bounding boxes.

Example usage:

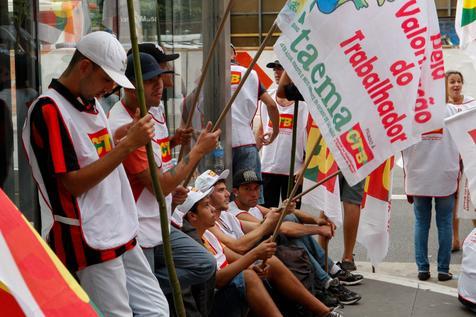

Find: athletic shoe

[326,307,344,317]
[327,278,362,305]
[314,287,340,308]
[337,257,356,271]
[332,269,364,286]
[438,272,453,281]
[418,271,430,281]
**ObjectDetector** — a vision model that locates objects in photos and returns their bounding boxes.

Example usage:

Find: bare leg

[267,256,331,317]
[342,202,360,261]
[243,269,282,317]
[452,202,460,251]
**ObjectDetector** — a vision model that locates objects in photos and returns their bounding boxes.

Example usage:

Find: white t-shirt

[260,95,309,175]
[402,104,460,197]
[108,102,173,247]
[203,230,228,270]
[458,228,476,305]
[216,211,245,240]
[231,64,260,148]
[228,201,264,222]
[452,96,476,112]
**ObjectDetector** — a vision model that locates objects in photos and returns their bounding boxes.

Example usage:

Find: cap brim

[102,66,135,89]
[159,53,180,62]
[217,169,230,182]
[142,69,174,81]
[178,187,214,213]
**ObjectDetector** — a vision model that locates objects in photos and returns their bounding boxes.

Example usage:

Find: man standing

[230,46,280,197]
[108,52,220,314]
[23,32,168,316]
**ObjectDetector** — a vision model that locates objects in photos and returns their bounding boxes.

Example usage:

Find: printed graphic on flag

[361,157,394,209]
[461,0,476,27]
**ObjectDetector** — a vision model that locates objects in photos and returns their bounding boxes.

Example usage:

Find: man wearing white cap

[22,31,168,316]
[177,186,342,317]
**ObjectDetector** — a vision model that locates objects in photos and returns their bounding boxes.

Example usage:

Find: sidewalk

[340,262,474,317]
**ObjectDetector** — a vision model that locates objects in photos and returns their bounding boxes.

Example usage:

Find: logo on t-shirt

[340,123,374,169]
[268,114,294,130]
[468,129,476,144]
[154,137,172,168]
[88,128,113,158]
[231,71,242,85]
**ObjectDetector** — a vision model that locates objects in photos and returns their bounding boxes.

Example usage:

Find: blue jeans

[154,227,216,294]
[210,271,248,317]
[285,214,333,285]
[232,145,264,204]
[413,196,454,273]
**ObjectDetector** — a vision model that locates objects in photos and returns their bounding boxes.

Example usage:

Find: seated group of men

[169,168,363,316]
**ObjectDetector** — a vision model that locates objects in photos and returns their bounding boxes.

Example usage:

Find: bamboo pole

[286,100,299,198]
[126,2,185,316]
[182,21,279,186]
[178,0,236,162]
[291,170,341,203]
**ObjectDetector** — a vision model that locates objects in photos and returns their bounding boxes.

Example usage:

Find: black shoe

[327,278,362,305]
[438,272,453,281]
[314,287,340,308]
[332,269,364,286]
[418,271,430,281]
[337,258,356,271]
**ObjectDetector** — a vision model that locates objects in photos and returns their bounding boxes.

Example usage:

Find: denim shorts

[339,173,365,205]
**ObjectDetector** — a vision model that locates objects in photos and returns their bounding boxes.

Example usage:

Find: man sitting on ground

[203,170,363,305]
[179,188,343,317]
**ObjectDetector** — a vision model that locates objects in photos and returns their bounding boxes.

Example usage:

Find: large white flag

[446,106,476,207]
[274,0,446,185]
[457,173,476,219]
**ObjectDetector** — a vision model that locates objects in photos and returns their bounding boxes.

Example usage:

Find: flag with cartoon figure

[301,115,342,226]
[274,0,446,185]
[357,157,394,266]
[0,190,101,316]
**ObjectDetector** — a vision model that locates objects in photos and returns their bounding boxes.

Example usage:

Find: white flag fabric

[357,158,394,266]
[445,106,476,207]
[274,0,446,185]
[457,173,476,219]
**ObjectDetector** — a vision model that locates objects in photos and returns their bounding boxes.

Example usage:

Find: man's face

[194,197,216,229]
[273,66,284,84]
[143,75,164,108]
[234,182,261,208]
[79,59,116,100]
[210,181,230,214]
[159,62,174,88]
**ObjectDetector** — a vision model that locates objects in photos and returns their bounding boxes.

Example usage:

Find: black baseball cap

[125,52,173,82]
[266,60,283,69]
[233,169,263,188]
[127,43,180,64]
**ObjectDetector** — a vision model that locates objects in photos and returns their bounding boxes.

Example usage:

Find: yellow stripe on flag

[463,0,476,9]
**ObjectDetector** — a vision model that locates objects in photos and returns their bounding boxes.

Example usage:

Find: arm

[59,115,155,197]
[259,92,280,144]
[132,122,220,196]
[216,241,276,288]
[279,222,332,239]
[277,72,292,98]
[209,223,269,255]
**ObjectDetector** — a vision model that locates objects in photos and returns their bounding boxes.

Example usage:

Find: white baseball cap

[76,31,134,89]
[195,169,230,192]
[176,187,214,215]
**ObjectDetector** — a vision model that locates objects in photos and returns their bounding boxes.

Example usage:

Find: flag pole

[182,21,279,186]
[178,0,236,162]
[291,170,341,203]
[286,100,300,198]
[126,2,185,316]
